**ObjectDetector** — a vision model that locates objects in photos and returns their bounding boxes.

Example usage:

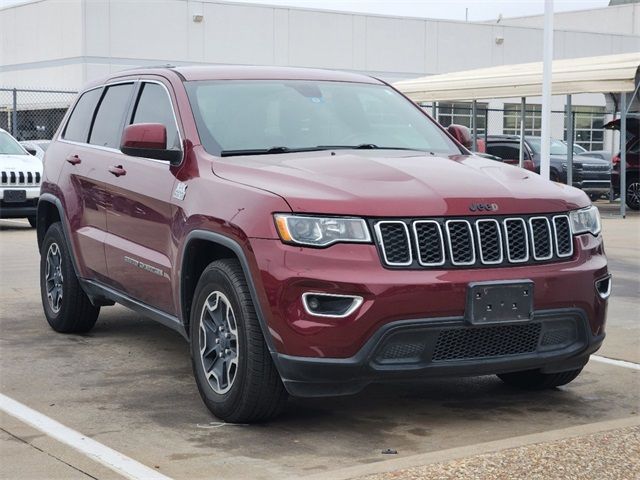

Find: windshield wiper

[220,144,431,157]
[318,144,428,152]
[220,146,329,157]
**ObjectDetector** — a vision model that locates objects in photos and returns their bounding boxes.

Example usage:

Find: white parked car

[0,128,43,227]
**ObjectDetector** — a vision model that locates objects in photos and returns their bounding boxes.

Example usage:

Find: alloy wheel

[45,242,63,313]
[199,291,239,394]
[627,181,640,209]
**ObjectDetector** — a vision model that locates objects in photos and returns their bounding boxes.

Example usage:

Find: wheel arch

[179,231,278,356]
[36,194,63,252]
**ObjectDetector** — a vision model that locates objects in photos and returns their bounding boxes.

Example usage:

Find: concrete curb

[298,416,640,480]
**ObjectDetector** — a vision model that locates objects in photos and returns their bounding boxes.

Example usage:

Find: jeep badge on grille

[469,202,499,212]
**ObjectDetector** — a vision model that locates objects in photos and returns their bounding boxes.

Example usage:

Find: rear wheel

[190,259,287,423]
[498,367,583,390]
[40,222,99,333]
[626,178,640,210]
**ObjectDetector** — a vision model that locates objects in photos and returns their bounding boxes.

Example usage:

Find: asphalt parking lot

[1,202,639,480]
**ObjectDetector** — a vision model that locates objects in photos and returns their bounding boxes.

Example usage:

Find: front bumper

[0,187,39,218]
[251,232,607,357]
[276,308,604,397]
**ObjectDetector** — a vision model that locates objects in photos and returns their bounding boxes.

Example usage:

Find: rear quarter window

[63,88,102,143]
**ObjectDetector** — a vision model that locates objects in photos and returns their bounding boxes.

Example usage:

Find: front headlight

[570,205,601,236]
[274,214,371,247]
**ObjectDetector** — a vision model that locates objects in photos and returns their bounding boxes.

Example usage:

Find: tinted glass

[131,83,180,150]
[0,131,28,155]
[89,83,134,148]
[486,144,521,160]
[63,88,102,142]
[527,138,568,155]
[186,80,460,156]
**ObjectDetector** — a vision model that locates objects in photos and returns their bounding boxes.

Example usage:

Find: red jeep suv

[37,66,610,422]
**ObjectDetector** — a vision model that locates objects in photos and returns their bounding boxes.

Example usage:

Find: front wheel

[28,216,37,228]
[498,367,583,390]
[626,178,640,210]
[190,259,287,423]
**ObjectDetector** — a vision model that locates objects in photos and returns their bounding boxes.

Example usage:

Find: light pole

[540,0,554,180]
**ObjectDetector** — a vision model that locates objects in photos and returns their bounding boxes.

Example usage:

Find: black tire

[40,222,99,333]
[190,259,287,423]
[588,193,600,202]
[625,177,640,211]
[28,216,37,228]
[498,367,583,390]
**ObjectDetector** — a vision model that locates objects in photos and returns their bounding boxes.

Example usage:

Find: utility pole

[540,0,554,180]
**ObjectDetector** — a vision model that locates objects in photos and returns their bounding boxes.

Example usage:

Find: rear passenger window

[131,83,180,150]
[63,88,102,142]
[89,83,134,149]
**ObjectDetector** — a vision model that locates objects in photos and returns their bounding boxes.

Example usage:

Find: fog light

[595,275,612,300]
[302,293,363,318]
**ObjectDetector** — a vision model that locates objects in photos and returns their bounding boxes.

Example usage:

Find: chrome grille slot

[476,219,503,264]
[504,218,529,263]
[553,215,573,258]
[374,221,412,266]
[413,220,445,266]
[529,217,553,260]
[374,214,573,269]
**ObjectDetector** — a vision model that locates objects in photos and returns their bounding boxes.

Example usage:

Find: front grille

[375,221,412,266]
[446,220,475,265]
[0,170,41,186]
[373,214,574,269]
[432,323,542,361]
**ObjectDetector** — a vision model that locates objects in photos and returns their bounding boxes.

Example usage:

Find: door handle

[108,165,127,177]
[66,154,81,165]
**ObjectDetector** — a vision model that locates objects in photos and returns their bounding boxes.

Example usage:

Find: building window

[568,106,605,151]
[503,104,542,136]
[436,102,486,135]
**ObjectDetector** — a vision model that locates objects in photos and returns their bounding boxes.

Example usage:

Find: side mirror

[120,123,182,164]
[25,147,38,156]
[447,124,472,149]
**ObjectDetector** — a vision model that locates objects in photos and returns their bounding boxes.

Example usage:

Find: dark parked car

[560,141,611,162]
[605,117,639,210]
[486,135,611,199]
[37,66,609,422]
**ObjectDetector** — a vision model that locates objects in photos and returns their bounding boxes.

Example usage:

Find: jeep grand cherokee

[37,66,609,422]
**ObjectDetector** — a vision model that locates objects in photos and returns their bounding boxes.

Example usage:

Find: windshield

[0,131,28,155]
[186,80,460,156]
[527,138,570,156]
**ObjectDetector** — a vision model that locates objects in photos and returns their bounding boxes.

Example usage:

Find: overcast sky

[0,0,612,21]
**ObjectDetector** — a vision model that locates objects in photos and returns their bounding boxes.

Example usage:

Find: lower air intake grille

[432,323,542,361]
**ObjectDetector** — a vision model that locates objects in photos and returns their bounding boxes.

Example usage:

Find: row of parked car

[447,116,639,210]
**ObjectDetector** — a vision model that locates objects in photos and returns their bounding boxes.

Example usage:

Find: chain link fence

[0,88,77,141]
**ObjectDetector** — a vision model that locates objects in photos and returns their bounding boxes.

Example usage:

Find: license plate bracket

[465,280,534,325]
[3,189,27,203]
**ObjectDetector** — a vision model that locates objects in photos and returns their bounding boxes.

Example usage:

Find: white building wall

[1,0,640,90]
[499,3,640,36]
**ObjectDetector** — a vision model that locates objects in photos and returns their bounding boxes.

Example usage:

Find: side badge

[173,182,187,201]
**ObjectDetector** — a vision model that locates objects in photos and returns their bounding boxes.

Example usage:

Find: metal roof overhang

[394,53,640,102]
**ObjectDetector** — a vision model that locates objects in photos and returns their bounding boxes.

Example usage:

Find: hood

[0,153,43,172]
[213,150,589,217]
